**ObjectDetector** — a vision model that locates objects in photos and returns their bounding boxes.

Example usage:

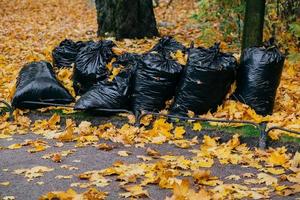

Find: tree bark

[95,0,159,39]
[242,0,266,51]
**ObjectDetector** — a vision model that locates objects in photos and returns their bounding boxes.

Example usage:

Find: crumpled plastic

[52,39,92,68]
[12,61,74,109]
[74,69,132,111]
[171,43,238,116]
[73,40,116,95]
[131,52,183,115]
[233,38,285,116]
[150,36,186,57]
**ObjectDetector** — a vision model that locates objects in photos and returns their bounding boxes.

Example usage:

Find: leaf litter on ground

[0,0,299,199]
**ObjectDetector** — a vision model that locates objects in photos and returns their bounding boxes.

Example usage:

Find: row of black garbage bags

[11,36,285,117]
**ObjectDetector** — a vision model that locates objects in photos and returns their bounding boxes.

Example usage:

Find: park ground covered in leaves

[0,0,299,199]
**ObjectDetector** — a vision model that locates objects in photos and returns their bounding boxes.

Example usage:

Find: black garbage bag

[113,53,141,68]
[113,52,141,75]
[12,61,74,109]
[171,43,238,116]
[233,39,285,116]
[74,69,132,110]
[131,52,183,115]
[73,40,116,95]
[52,39,92,68]
[150,36,186,57]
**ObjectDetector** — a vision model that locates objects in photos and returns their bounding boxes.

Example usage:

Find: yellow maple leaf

[120,185,149,198]
[193,170,211,181]
[140,114,153,126]
[264,167,285,175]
[174,126,186,139]
[118,151,131,157]
[108,67,121,81]
[195,158,214,168]
[56,68,76,97]
[83,188,108,200]
[257,173,278,185]
[28,143,47,153]
[268,149,288,167]
[225,175,241,181]
[106,57,116,71]
[112,47,126,56]
[14,166,53,181]
[192,122,202,131]
[58,119,74,142]
[0,133,11,139]
[172,139,191,149]
[172,179,190,199]
[150,118,173,138]
[202,135,218,147]
[146,147,161,157]
[289,151,300,172]
[170,50,188,65]
[137,155,153,161]
[268,130,281,140]
[8,143,22,150]
[187,110,195,118]
[226,134,240,149]
[51,153,62,163]
[48,113,60,129]
[97,143,114,151]
[0,182,10,186]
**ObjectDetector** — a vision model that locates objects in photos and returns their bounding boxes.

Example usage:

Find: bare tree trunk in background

[95,0,159,39]
[242,0,266,51]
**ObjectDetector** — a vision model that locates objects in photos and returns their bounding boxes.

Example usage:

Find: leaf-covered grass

[201,122,300,144]
[50,109,93,121]
[53,108,300,144]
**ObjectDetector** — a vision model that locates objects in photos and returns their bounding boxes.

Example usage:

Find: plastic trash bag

[131,52,183,115]
[52,39,91,68]
[113,53,141,69]
[150,36,186,57]
[113,52,141,77]
[12,61,74,109]
[233,39,285,116]
[171,43,238,116]
[73,40,116,95]
[74,69,132,110]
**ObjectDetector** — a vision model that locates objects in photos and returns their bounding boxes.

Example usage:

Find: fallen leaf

[118,151,131,157]
[225,175,241,181]
[0,181,10,186]
[2,196,15,200]
[97,143,113,151]
[8,143,22,149]
[137,155,153,161]
[51,153,62,163]
[192,122,202,131]
[13,166,54,181]
[173,126,186,139]
[257,173,278,186]
[146,147,161,157]
[120,185,149,198]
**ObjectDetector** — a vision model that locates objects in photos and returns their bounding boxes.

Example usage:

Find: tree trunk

[242,0,266,51]
[95,0,159,39]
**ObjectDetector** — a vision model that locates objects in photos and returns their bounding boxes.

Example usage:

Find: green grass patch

[201,122,300,145]
[49,109,127,122]
[201,122,260,137]
[49,109,94,121]
[280,135,300,144]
